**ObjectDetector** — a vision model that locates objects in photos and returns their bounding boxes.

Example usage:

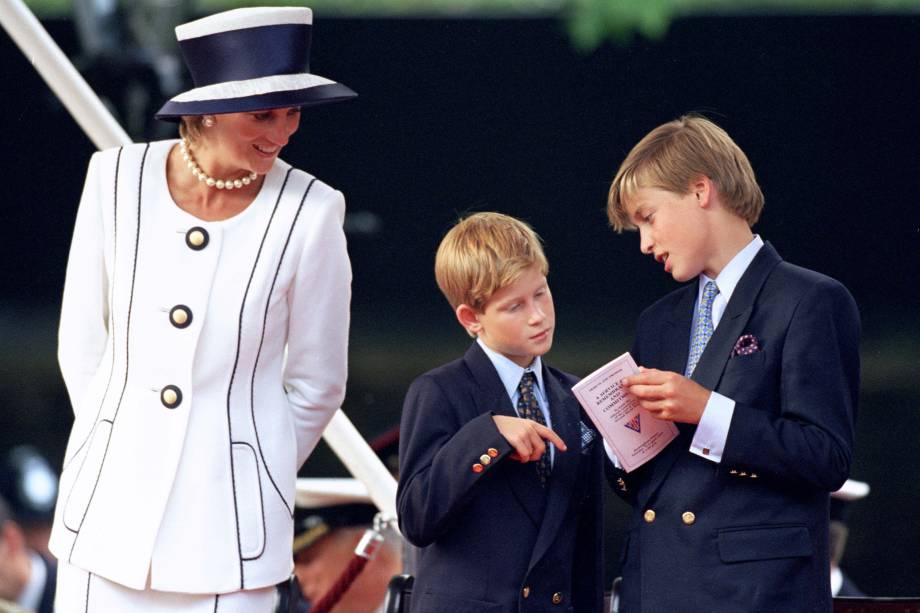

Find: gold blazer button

[643,509,656,523]
[682,511,696,525]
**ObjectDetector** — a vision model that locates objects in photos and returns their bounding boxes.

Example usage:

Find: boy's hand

[492,415,567,462]
[620,367,711,424]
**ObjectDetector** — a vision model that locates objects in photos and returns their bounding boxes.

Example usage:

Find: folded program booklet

[572,352,679,472]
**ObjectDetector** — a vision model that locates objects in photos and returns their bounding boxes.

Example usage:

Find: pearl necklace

[180,138,257,190]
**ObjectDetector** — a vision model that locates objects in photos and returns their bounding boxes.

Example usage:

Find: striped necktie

[686,280,720,377]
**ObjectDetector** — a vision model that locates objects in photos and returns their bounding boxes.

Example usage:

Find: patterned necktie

[517,371,551,486]
[685,280,720,377]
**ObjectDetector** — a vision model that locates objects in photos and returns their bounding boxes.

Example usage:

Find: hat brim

[155,81,356,122]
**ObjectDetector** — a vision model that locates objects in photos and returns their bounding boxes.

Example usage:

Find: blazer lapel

[690,242,782,391]
[637,285,696,509]
[637,244,783,510]
[463,343,546,527]
[662,286,695,375]
[527,367,580,571]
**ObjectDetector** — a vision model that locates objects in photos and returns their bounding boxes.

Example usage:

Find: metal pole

[0,0,131,149]
[323,410,398,519]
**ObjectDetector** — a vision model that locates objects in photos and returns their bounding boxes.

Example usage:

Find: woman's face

[203,107,301,175]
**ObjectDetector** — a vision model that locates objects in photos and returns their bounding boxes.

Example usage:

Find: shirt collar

[476,338,545,400]
[699,234,764,302]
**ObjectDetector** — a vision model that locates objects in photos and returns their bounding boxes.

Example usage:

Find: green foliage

[21,0,920,50]
[565,0,920,50]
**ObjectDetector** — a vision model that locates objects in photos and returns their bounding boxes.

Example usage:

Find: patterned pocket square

[579,421,597,453]
[731,333,762,357]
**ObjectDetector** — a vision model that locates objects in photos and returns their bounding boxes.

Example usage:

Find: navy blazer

[612,243,860,613]
[397,343,605,613]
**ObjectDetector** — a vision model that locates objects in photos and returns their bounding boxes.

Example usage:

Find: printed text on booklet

[572,353,678,472]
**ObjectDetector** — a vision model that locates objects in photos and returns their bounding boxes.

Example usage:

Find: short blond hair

[607,114,764,232]
[179,115,206,143]
[435,212,548,311]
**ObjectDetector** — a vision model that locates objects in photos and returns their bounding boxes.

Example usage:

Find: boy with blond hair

[397,212,605,612]
[607,115,860,612]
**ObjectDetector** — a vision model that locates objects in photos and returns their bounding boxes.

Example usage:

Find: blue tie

[686,281,720,377]
[517,372,550,486]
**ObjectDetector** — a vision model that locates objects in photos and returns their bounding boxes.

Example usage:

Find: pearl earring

[202,115,215,128]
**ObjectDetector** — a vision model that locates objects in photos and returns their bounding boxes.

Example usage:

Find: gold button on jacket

[682,511,696,525]
[643,509,656,523]
[521,586,530,598]
[552,592,564,605]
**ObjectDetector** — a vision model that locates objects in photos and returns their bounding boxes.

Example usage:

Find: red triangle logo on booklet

[624,414,641,433]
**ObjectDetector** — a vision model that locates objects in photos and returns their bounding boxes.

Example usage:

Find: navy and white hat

[155,7,356,121]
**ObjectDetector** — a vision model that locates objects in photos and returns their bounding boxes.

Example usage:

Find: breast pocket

[724,350,766,375]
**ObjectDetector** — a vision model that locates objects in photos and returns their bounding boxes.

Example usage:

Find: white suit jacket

[49,141,351,594]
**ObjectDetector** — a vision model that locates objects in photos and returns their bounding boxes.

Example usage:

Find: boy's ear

[455,304,481,338]
[689,175,714,208]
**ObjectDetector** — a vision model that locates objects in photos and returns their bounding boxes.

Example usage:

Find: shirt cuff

[689,391,735,463]
[603,439,622,469]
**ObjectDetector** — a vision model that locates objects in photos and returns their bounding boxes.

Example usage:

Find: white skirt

[55,560,277,613]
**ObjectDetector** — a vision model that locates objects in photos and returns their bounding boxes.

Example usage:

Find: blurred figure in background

[278,426,404,613]
[73,0,192,139]
[0,446,58,559]
[0,494,55,613]
[831,479,870,598]
[288,503,401,613]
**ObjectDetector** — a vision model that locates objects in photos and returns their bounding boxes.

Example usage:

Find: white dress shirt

[689,235,764,462]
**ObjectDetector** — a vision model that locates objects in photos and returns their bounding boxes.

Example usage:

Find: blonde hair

[178,115,206,143]
[607,114,764,232]
[435,212,548,311]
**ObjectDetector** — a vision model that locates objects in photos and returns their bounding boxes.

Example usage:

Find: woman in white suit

[49,7,356,612]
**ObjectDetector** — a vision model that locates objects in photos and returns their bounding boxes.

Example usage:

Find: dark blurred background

[1,1,918,597]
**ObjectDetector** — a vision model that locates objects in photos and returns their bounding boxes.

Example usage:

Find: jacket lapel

[527,366,580,570]
[638,243,783,509]
[637,286,696,509]
[463,343,546,527]
[690,242,782,391]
